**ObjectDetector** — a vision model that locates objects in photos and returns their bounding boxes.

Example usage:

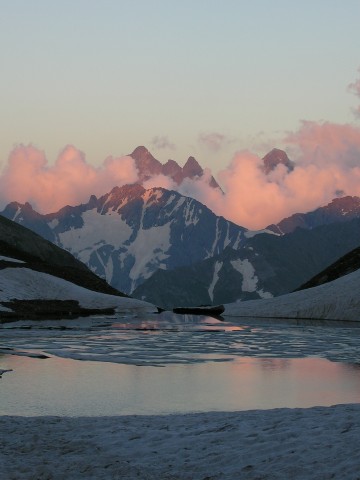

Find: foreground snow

[0,267,156,314]
[1,404,360,479]
[224,268,360,321]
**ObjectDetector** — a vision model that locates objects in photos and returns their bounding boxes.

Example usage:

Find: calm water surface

[1,313,360,416]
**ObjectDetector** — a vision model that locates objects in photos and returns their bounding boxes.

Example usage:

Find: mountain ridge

[1,185,247,295]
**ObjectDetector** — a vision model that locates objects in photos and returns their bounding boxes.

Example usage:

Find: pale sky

[1,0,359,174]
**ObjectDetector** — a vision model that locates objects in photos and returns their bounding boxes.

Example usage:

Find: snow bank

[0,255,25,263]
[0,267,156,314]
[224,268,360,321]
[2,404,360,479]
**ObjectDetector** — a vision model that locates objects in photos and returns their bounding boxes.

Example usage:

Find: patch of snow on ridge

[224,223,232,248]
[0,267,155,313]
[48,218,59,229]
[93,250,113,283]
[58,208,132,256]
[208,261,223,302]
[245,228,277,238]
[258,289,273,299]
[230,259,258,292]
[224,268,360,321]
[209,218,221,256]
[232,232,244,250]
[184,200,199,227]
[125,223,172,292]
[11,206,22,222]
[163,196,186,219]
[143,188,163,206]
[0,256,25,264]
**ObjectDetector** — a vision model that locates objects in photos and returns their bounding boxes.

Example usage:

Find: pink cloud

[284,121,360,167]
[174,119,360,229]
[2,126,360,230]
[0,145,138,213]
[143,174,176,191]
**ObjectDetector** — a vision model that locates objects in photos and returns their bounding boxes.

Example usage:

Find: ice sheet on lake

[2,314,360,366]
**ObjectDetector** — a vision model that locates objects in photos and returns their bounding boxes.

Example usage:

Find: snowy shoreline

[2,404,360,479]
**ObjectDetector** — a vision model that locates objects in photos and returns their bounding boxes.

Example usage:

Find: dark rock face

[262,148,294,174]
[130,146,163,180]
[297,246,360,291]
[182,156,203,178]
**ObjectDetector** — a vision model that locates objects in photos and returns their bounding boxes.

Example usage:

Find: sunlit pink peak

[103,184,146,202]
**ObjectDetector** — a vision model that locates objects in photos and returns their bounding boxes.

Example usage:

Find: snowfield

[2,404,360,479]
[224,268,360,321]
[0,267,156,314]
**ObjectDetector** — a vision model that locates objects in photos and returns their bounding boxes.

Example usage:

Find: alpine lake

[1,312,360,416]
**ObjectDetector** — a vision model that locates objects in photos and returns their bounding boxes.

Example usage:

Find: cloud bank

[183,125,360,229]
[1,71,360,229]
[0,145,139,213]
[1,122,360,230]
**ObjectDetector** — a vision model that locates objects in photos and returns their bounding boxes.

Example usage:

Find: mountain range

[1,146,360,309]
[130,146,221,189]
[1,184,246,295]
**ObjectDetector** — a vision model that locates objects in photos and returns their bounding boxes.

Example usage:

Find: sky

[1,0,360,228]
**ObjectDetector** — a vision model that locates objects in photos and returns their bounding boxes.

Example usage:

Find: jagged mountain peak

[130,146,162,177]
[262,148,294,174]
[2,200,44,223]
[97,184,146,212]
[130,145,156,160]
[162,159,183,180]
[128,145,220,189]
[183,156,203,177]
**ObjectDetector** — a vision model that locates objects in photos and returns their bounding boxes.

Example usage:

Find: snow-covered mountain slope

[134,218,360,308]
[267,196,360,235]
[1,185,247,294]
[0,263,155,318]
[222,267,360,322]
